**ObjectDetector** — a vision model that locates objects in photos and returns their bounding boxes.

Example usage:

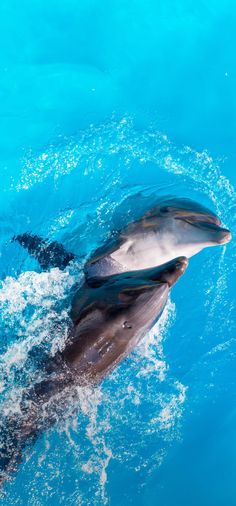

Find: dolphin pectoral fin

[86,235,122,266]
[14,233,75,270]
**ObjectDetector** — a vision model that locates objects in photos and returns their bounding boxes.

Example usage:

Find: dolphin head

[139,197,231,263]
[157,197,231,247]
[67,257,188,383]
[103,256,188,332]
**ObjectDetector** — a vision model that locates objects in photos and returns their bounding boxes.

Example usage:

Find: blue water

[0,1,236,504]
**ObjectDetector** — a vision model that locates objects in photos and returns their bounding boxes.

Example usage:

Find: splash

[153,381,187,435]
[0,267,79,408]
[16,118,236,215]
[135,298,176,382]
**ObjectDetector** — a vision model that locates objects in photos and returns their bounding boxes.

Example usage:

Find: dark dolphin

[0,256,188,485]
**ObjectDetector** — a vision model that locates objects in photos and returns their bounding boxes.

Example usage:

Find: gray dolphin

[14,197,231,278]
[86,197,231,278]
[0,256,188,485]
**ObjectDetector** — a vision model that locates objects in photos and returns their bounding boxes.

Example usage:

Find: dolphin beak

[162,256,188,287]
[217,229,232,244]
[143,256,188,288]
[190,220,232,245]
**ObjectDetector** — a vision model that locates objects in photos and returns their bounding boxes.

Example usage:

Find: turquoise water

[0,1,236,504]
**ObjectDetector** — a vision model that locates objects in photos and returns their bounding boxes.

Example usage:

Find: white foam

[135,298,176,382]
[153,381,187,434]
[0,268,79,409]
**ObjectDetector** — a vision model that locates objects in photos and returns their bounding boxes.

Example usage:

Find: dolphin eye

[160,207,169,214]
[123,321,132,329]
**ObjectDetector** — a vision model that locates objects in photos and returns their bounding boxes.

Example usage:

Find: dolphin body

[0,256,188,485]
[14,196,231,279]
[86,197,232,278]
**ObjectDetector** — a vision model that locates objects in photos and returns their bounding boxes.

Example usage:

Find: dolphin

[14,196,231,279]
[86,197,232,278]
[0,256,188,485]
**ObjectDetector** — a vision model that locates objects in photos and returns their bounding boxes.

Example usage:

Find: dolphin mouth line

[176,214,221,227]
[179,217,232,242]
